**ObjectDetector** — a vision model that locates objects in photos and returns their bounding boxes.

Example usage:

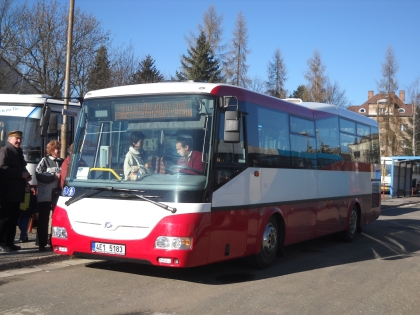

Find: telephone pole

[60,0,75,158]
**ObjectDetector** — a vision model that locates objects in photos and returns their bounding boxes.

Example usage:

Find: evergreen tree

[131,55,164,84]
[87,45,111,91]
[289,85,308,100]
[176,31,222,82]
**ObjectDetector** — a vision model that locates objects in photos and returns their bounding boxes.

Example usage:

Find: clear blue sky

[21,0,420,105]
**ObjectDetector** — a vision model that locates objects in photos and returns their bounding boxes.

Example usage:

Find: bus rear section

[51,82,381,269]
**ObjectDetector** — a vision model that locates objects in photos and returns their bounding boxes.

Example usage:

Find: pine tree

[131,55,164,84]
[87,45,111,91]
[176,31,222,82]
[289,85,309,101]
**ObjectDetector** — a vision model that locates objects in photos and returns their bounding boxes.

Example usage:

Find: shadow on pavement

[85,206,420,285]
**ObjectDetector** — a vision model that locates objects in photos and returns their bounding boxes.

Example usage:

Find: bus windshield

[0,106,42,163]
[69,94,215,191]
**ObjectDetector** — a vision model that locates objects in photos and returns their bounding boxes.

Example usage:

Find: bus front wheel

[247,216,279,269]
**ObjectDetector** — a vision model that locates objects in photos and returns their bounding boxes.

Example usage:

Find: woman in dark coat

[35,140,63,251]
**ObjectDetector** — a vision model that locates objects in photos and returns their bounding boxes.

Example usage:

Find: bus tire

[247,216,279,269]
[342,205,359,242]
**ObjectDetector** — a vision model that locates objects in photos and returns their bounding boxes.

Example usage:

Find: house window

[359,108,366,113]
[398,108,405,113]
[400,140,406,148]
[400,124,408,131]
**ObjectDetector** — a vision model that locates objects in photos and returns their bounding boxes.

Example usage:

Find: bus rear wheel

[247,216,279,269]
[342,205,359,242]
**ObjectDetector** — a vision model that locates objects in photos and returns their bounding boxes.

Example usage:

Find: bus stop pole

[60,0,75,158]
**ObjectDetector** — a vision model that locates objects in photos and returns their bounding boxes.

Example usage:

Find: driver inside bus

[175,136,204,175]
[124,131,151,181]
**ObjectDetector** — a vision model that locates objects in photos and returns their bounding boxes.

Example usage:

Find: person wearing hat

[0,130,31,252]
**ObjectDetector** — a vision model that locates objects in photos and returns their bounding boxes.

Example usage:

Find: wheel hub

[262,223,277,257]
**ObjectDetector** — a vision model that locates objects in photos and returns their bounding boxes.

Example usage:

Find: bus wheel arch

[342,202,360,242]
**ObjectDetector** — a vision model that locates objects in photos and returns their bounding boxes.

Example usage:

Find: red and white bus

[51,82,381,268]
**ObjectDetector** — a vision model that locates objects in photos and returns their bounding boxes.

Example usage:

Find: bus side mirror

[219,96,238,109]
[39,105,51,137]
[224,111,240,143]
[47,113,58,134]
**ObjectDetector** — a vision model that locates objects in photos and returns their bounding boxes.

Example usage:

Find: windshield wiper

[65,186,145,207]
[65,187,177,213]
[114,192,177,213]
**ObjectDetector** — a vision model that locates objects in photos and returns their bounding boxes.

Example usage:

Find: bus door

[209,103,251,262]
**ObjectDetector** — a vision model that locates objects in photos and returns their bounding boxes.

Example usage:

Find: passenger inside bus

[173,136,204,175]
[124,131,151,181]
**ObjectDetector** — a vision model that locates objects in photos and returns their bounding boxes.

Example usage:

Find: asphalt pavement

[1,194,420,272]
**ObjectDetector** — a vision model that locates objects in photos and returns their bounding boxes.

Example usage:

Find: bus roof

[0,94,80,106]
[302,102,378,127]
[84,82,377,127]
[84,82,222,98]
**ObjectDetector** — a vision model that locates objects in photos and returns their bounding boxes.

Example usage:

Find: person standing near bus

[36,140,63,251]
[175,136,204,175]
[0,168,10,253]
[0,130,31,252]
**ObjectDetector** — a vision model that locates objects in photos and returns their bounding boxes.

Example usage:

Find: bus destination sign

[114,100,195,120]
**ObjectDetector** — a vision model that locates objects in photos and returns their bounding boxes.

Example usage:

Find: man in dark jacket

[0,167,5,252]
[0,130,31,252]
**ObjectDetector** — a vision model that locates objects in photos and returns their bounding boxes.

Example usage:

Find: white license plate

[92,242,126,255]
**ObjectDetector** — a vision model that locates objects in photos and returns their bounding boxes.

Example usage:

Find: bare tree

[304,49,328,102]
[110,43,139,87]
[406,78,420,155]
[185,5,226,81]
[265,48,287,98]
[377,45,401,156]
[224,11,251,88]
[200,5,224,56]
[378,46,398,94]
[0,0,32,93]
[324,79,348,108]
[248,75,265,93]
[70,6,110,97]
[15,1,67,97]
[12,0,108,98]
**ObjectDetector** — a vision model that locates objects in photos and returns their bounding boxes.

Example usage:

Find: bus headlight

[52,227,68,239]
[154,236,192,250]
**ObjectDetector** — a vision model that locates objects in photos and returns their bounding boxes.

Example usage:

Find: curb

[0,253,72,272]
